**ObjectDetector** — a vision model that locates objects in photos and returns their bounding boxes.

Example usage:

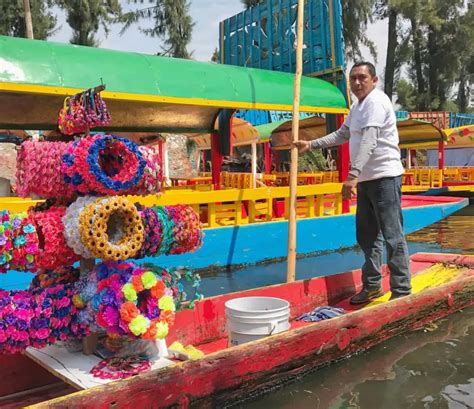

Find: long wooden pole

[287,0,305,283]
[23,0,34,39]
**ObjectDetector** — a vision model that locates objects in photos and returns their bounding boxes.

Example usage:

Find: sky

[50,1,388,83]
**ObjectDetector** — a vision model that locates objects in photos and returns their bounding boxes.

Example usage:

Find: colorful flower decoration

[137,205,203,257]
[79,197,144,260]
[73,261,176,341]
[62,134,146,195]
[29,207,80,271]
[0,210,24,273]
[0,284,89,355]
[166,205,204,255]
[58,91,110,135]
[135,207,162,258]
[143,264,204,311]
[132,146,162,195]
[16,140,74,199]
[30,266,80,290]
[0,210,39,273]
[90,356,151,380]
[62,196,97,259]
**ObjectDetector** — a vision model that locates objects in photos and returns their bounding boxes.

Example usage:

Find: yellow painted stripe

[366,263,463,307]
[0,184,343,214]
[447,185,474,193]
[401,186,431,192]
[400,141,440,149]
[0,82,349,114]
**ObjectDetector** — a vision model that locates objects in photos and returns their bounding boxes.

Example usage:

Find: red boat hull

[1,253,473,408]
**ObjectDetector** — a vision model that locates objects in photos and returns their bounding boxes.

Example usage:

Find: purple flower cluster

[0,284,89,354]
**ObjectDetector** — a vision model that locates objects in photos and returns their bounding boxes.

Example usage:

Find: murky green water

[237,204,474,409]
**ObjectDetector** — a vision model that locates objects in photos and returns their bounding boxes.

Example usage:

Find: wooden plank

[25,345,174,390]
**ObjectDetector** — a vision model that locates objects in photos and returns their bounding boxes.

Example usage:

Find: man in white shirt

[295,61,411,304]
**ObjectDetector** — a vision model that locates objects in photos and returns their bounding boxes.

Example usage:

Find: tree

[342,0,377,62]
[395,78,416,111]
[211,47,220,63]
[0,0,57,40]
[56,0,121,46]
[374,0,400,100]
[389,0,473,111]
[121,0,194,59]
[241,0,262,7]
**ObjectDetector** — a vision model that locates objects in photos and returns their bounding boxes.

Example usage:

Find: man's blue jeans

[356,175,411,295]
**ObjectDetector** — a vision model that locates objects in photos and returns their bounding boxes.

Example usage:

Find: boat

[268,115,474,196]
[0,35,469,397]
[0,193,468,278]
[0,36,472,408]
[0,36,469,276]
[1,251,472,407]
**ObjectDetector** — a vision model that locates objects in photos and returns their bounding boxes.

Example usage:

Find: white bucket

[225,296,290,346]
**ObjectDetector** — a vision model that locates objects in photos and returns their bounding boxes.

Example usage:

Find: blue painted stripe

[0,199,468,291]
[142,199,468,270]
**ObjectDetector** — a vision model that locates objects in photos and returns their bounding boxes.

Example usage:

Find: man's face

[349,65,377,101]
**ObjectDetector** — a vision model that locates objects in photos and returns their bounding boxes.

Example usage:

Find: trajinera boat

[0,36,468,275]
[0,36,471,407]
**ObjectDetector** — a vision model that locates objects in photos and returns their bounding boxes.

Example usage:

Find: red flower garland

[90,356,151,380]
[29,207,80,271]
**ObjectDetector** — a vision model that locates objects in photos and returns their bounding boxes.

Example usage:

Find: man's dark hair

[350,61,376,77]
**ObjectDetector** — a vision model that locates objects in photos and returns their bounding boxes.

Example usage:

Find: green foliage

[241,0,263,7]
[395,79,416,111]
[121,0,194,59]
[389,0,473,111]
[298,150,328,172]
[0,0,57,39]
[211,47,220,63]
[56,0,121,46]
[342,0,377,61]
[372,1,474,112]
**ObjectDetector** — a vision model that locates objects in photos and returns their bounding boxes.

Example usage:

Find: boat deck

[194,252,473,355]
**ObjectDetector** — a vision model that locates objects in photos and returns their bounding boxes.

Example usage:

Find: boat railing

[133,183,343,228]
[402,167,474,188]
[168,171,340,190]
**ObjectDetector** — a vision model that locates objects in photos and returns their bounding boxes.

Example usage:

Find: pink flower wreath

[16,140,74,199]
[61,134,146,195]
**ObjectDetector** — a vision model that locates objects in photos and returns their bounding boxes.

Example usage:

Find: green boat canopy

[0,36,348,133]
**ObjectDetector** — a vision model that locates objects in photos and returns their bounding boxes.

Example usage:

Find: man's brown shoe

[350,288,384,305]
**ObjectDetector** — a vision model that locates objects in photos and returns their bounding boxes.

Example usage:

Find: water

[241,308,474,409]
[232,204,474,409]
